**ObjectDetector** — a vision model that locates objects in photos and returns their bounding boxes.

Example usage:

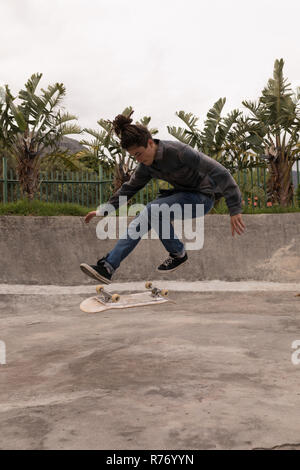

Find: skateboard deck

[80,282,170,313]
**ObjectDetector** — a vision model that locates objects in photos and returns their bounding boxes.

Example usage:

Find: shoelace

[162,257,174,267]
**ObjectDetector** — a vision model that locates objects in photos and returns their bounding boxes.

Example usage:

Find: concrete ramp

[1,214,300,284]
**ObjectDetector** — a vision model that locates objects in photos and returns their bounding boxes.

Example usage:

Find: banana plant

[224,116,267,172]
[80,106,158,191]
[241,58,300,206]
[0,73,82,199]
[167,98,252,172]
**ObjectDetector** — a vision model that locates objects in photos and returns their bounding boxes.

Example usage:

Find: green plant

[240,59,300,206]
[167,99,258,173]
[0,200,93,216]
[79,107,158,193]
[0,73,82,200]
[296,183,300,206]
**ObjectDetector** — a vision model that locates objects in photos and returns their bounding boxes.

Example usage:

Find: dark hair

[111,111,152,149]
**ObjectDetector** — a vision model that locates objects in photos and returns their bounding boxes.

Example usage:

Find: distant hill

[59,136,87,153]
[38,136,89,171]
[43,136,87,156]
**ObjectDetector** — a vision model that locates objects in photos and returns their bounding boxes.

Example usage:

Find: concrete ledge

[1,214,300,284]
[1,281,300,294]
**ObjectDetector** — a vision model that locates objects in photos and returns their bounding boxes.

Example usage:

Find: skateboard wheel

[96,285,104,294]
[111,294,120,303]
[145,281,152,289]
[161,289,169,297]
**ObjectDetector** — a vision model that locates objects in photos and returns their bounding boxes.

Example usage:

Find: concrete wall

[0,214,300,284]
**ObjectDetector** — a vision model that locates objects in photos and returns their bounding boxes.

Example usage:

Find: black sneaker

[157,253,188,272]
[80,257,112,284]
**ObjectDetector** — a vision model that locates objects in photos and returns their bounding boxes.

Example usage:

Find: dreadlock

[111,110,152,149]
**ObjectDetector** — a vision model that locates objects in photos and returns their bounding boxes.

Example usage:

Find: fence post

[2,157,8,204]
[99,165,103,206]
[291,167,295,207]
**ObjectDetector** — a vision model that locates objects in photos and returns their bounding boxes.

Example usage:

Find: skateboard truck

[145,282,168,299]
[96,285,120,304]
[95,282,168,304]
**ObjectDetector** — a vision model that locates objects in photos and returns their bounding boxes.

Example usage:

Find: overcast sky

[1,0,300,141]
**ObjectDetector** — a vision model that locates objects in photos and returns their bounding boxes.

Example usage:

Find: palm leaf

[40,83,66,109]
[122,106,134,118]
[97,119,113,134]
[43,151,83,171]
[60,123,82,136]
[215,109,240,148]
[22,73,42,95]
[138,116,151,127]
[176,111,199,131]
[57,113,78,125]
[83,128,106,141]
[167,126,194,144]
[201,98,226,150]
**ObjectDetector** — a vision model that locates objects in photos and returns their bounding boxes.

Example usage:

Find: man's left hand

[231,214,245,236]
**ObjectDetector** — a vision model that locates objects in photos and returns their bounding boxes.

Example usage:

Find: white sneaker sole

[156,258,188,273]
[80,263,111,284]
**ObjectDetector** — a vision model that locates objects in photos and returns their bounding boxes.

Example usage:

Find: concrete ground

[1,282,300,450]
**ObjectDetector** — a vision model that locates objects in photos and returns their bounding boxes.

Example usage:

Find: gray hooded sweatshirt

[103,139,242,217]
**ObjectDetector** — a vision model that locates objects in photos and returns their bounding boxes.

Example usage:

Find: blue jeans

[105,191,214,270]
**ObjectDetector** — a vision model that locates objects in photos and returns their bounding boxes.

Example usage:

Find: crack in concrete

[0,389,110,413]
[253,442,300,450]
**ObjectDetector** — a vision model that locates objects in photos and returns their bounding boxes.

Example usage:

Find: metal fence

[237,163,300,208]
[1,156,300,208]
[0,157,163,207]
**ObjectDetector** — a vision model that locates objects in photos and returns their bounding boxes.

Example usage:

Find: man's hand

[84,211,97,223]
[230,213,245,236]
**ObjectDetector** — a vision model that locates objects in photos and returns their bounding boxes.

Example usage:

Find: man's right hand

[230,213,245,236]
[84,211,97,223]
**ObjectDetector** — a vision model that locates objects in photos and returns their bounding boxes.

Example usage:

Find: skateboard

[80,282,170,313]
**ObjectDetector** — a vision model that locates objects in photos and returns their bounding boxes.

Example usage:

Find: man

[80,113,245,284]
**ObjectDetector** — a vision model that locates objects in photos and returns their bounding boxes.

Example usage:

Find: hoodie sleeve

[179,146,242,216]
[96,163,152,215]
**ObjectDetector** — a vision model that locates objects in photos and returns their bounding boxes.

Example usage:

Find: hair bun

[112,113,134,136]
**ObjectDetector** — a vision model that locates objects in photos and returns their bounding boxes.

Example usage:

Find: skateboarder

[80,112,245,284]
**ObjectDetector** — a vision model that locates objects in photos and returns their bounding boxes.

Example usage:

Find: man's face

[128,139,157,166]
